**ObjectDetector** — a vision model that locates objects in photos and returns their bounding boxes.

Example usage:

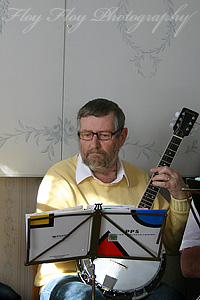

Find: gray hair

[77,98,125,132]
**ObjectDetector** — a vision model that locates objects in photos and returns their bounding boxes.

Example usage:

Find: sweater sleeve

[163,196,190,255]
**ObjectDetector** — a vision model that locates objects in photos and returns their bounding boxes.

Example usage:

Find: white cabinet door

[0,0,199,177]
[63,0,200,177]
[0,0,65,176]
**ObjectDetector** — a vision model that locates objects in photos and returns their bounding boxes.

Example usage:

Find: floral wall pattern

[0,0,9,34]
[0,118,77,161]
[0,177,42,299]
[117,0,177,78]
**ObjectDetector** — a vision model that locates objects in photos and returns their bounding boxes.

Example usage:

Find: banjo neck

[137,134,182,209]
[138,107,199,209]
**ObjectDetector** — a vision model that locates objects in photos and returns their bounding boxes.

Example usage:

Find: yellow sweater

[35,155,189,289]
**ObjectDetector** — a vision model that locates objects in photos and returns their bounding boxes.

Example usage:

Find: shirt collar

[76,154,129,186]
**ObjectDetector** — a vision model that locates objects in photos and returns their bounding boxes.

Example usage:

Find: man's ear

[119,127,128,147]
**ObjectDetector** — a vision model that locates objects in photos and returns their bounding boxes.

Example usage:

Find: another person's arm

[181,246,200,278]
[180,201,200,278]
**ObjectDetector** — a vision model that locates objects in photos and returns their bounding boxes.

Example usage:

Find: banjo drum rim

[77,251,166,299]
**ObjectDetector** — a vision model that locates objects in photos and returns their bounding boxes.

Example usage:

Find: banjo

[78,107,199,299]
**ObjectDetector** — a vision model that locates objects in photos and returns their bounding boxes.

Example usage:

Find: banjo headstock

[173,107,199,138]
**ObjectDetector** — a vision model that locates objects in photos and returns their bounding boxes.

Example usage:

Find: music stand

[25,204,167,300]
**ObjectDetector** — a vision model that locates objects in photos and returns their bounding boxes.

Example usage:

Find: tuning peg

[170,112,180,129]
[175,112,180,118]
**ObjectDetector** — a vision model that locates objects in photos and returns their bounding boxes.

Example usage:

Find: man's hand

[150,166,187,200]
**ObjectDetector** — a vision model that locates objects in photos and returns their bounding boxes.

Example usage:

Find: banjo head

[78,250,166,299]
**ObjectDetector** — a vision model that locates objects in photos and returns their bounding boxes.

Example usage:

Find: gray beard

[82,149,118,174]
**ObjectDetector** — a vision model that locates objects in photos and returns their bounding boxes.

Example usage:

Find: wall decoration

[0,118,77,161]
[116,0,188,77]
[0,0,9,34]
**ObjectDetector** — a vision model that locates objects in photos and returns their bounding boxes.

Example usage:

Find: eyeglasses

[78,128,122,141]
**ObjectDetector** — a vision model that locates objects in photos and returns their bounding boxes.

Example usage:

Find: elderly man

[35,99,189,300]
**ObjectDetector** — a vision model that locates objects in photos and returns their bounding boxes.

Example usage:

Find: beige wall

[0,177,42,299]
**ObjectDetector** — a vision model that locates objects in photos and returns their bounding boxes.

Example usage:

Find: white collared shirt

[76,154,129,186]
[180,201,200,250]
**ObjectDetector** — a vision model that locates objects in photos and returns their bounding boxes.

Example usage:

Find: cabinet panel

[0,0,65,176]
[0,0,199,177]
[63,0,200,177]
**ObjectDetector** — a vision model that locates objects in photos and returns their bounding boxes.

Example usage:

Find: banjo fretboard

[138,134,182,209]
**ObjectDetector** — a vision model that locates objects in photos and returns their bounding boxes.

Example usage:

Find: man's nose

[90,134,101,147]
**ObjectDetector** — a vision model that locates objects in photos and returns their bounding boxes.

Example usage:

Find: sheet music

[25,206,84,248]
[86,205,136,211]
[25,207,92,263]
[98,208,166,258]
[25,205,166,264]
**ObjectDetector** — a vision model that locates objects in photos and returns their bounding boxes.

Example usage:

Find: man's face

[79,111,126,173]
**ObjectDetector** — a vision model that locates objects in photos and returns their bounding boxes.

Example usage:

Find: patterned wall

[0,177,42,299]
